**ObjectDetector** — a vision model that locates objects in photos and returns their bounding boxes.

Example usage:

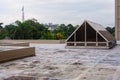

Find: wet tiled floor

[0,44,120,80]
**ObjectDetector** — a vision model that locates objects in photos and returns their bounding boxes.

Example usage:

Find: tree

[54,32,64,40]
[106,27,115,36]
[53,24,76,39]
[41,30,54,39]
[4,24,16,39]
[0,23,3,28]
[3,19,78,40]
[0,23,7,39]
[4,19,50,39]
[66,24,75,38]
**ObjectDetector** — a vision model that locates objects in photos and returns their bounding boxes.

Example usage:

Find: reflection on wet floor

[0,44,120,80]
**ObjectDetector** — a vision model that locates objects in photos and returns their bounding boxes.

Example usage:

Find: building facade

[115,0,120,40]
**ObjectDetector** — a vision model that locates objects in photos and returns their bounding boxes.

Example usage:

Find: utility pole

[22,6,24,21]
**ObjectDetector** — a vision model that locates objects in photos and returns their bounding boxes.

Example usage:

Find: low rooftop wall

[0,40,65,44]
[0,42,29,46]
[0,47,35,63]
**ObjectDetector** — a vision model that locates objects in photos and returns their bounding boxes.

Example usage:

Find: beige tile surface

[0,44,120,80]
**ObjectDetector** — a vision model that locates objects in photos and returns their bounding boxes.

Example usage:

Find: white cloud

[0,0,115,27]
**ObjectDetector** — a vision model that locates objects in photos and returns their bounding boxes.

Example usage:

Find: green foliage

[0,19,76,40]
[4,19,49,39]
[53,24,76,39]
[0,23,7,39]
[41,30,54,39]
[0,29,7,39]
[0,19,115,40]
[106,27,115,36]
[54,32,64,40]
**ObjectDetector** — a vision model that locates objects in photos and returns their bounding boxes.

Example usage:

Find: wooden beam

[96,32,98,46]
[107,43,109,47]
[74,33,76,46]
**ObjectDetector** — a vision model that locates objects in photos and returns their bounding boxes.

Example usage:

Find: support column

[85,21,87,46]
[115,0,120,40]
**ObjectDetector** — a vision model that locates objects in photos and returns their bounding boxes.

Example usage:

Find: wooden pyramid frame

[66,20,116,49]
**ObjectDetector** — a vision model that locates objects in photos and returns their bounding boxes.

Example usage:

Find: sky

[0,0,115,27]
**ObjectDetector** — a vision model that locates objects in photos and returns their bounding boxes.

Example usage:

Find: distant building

[4,36,11,40]
[44,23,58,30]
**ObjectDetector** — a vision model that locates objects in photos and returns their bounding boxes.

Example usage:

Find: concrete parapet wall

[0,40,65,44]
[0,47,35,63]
[0,42,29,46]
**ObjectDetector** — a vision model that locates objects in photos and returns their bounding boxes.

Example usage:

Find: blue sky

[0,0,114,27]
